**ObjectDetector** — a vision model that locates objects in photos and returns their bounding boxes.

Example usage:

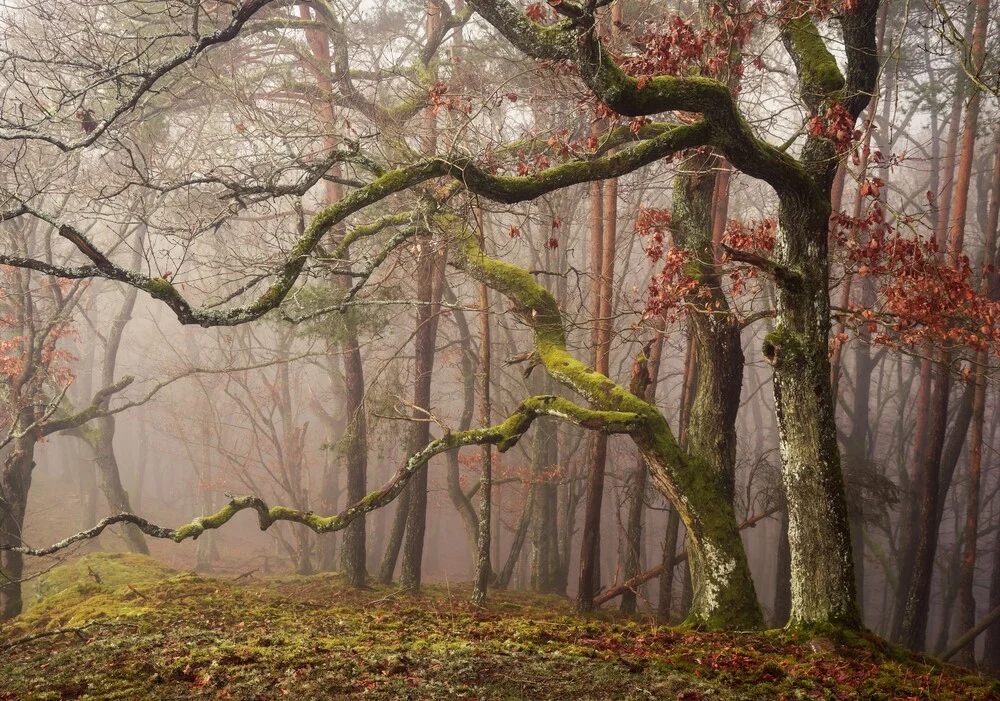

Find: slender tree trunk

[340,325,368,587]
[92,227,148,554]
[657,508,681,622]
[933,536,963,656]
[578,137,608,610]
[531,409,560,593]
[397,0,445,592]
[495,492,533,590]
[621,330,664,613]
[379,489,410,584]
[658,331,697,622]
[984,509,1000,672]
[300,0,371,586]
[957,127,1000,665]
[444,287,482,558]
[472,210,492,606]
[0,418,35,619]
[194,423,220,571]
[899,4,982,645]
[398,246,444,591]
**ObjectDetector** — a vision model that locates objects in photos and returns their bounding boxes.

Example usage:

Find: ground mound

[0,553,996,700]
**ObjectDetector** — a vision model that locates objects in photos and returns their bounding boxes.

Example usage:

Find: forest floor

[0,552,997,700]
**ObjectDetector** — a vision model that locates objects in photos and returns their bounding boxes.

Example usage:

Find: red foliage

[524,2,549,22]
[808,102,860,154]
[635,208,699,321]
[718,219,775,297]
[429,81,472,115]
[0,269,78,430]
[622,4,760,84]
[831,203,1000,354]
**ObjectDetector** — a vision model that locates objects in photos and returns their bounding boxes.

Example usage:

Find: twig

[0,622,135,652]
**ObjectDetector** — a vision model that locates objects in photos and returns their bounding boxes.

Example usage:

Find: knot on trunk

[762,327,805,368]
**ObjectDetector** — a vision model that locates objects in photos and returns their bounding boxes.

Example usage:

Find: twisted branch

[4,395,641,557]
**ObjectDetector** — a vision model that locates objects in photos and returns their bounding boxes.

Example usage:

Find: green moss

[2,566,996,700]
[763,326,807,365]
[145,276,182,303]
[786,17,845,96]
[26,552,175,611]
[682,259,704,281]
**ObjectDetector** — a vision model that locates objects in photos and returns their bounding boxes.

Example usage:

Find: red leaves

[428,81,472,115]
[525,2,549,22]
[808,102,860,153]
[858,177,884,199]
[831,203,1000,355]
[620,4,761,86]
[723,218,776,254]
[635,207,698,321]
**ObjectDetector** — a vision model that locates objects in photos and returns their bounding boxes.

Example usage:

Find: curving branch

[2,123,705,328]
[465,0,814,196]
[0,375,135,451]
[0,0,280,150]
[3,395,641,557]
[720,243,803,292]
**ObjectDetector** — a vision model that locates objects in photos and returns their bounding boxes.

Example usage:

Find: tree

[0,0,887,630]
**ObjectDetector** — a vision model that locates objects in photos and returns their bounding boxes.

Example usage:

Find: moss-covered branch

[0,376,135,451]
[466,0,813,196]
[5,127,703,329]
[782,16,845,107]
[4,396,639,557]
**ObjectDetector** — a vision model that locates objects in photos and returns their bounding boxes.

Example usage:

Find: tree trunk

[454,228,760,629]
[444,288,482,559]
[957,128,1000,666]
[658,507,681,622]
[92,228,148,554]
[378,489,410,584]
[984,508,1000,672]
[399,244,446,591]
[621,331,664,613]
[899,3,982,645]
[774,504,792,626]
[472,215,492,606]
[767,193,860,629]
[658,330,697,622]
[495,491,533,590]
[340,326,368,588]
[398,0,444,593]
[578,146,609,611]
[0,425,35,619]
[531,410,560,593]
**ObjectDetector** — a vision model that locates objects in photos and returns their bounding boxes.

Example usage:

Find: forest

[1,0,1000,696]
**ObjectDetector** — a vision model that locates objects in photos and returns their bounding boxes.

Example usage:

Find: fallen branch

[0,622,135,652]
[941,603,1000,662]
[594,506,781,607]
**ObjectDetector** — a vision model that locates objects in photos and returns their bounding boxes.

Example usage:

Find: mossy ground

[1,553,997,700]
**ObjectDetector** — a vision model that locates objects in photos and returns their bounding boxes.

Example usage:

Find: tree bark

[957,127,1000,665]
[621,330,663,613]
[577,133,609,610]
[0,428,35,619]
[472,210,492,606]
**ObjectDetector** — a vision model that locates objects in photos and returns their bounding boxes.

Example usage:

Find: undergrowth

[0,553,996,700]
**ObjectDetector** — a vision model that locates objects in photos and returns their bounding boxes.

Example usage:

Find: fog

[1,0,999,673]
